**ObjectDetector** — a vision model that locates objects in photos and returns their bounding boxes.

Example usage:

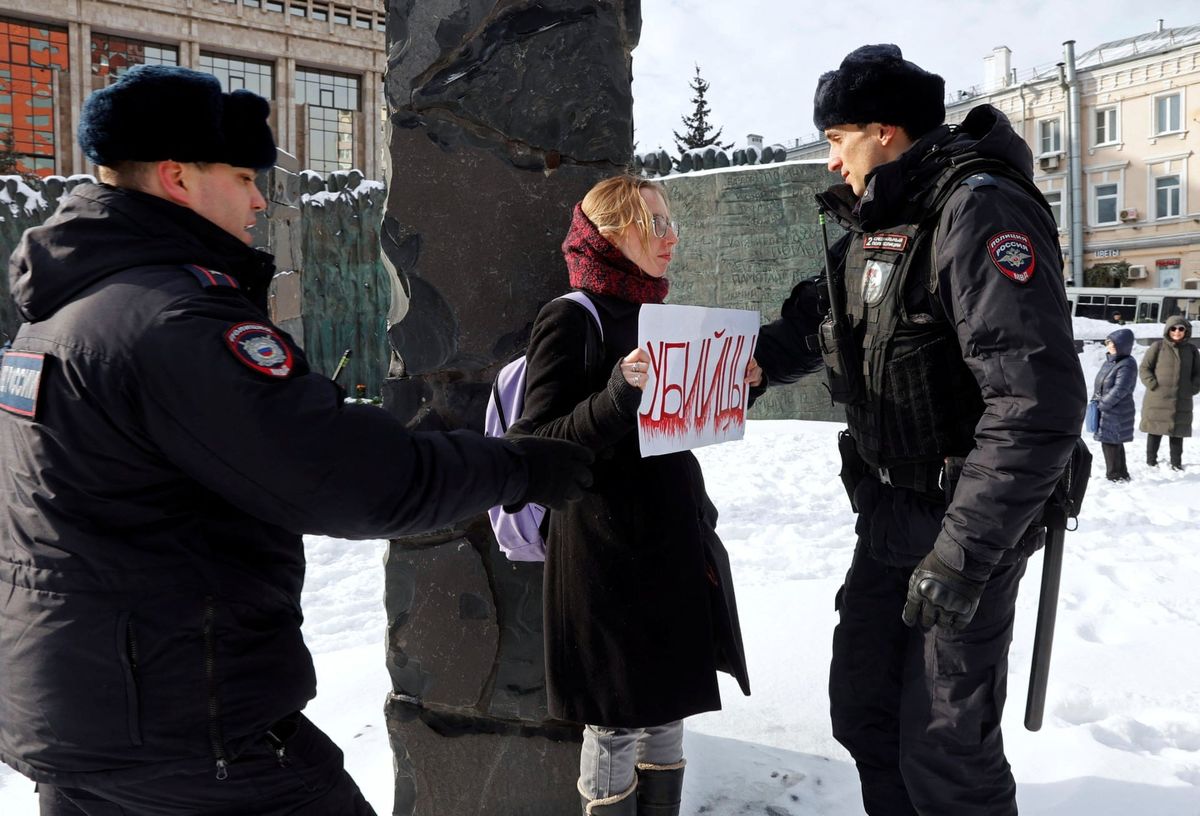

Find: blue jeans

[577,720,684,801]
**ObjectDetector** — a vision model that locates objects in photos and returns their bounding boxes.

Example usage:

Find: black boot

[581,780,637,815]
[635,762,685,816]
[1169,437,1184,470]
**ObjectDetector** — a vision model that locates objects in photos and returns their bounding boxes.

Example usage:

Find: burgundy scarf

[561,203,669,304]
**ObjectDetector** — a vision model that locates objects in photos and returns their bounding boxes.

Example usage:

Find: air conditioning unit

[1127,264,1148,280]
[1037,153,1061,172]
[1119,208,1139,222]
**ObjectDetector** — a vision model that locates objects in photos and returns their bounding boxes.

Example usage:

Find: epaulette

[962,172,998,191]
[184,264,241,289]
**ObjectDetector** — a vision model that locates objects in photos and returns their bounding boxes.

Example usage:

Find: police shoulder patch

[224,323,295,379]
[986,231,1036,284]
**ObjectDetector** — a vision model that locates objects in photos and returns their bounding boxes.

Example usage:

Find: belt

[874,460,943,496]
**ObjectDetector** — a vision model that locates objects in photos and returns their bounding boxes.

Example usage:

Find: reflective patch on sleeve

[986,231,1036,284]
[224,323,295,379]
[185,264,240,289]
[0,352,45,417]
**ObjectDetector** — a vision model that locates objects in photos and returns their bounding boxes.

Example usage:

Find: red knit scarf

[561,203,669,304]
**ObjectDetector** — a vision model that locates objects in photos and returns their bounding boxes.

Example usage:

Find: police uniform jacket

[512,292,749,728]
[757,105,1087,580]
[0,184,531,784]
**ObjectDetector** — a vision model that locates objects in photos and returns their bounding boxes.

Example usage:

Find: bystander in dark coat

[1093,327,1137,480]
[1139,315,1200,469]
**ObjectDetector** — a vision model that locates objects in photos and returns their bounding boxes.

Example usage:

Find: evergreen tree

[0,130,20,176]
[672,64,733,154]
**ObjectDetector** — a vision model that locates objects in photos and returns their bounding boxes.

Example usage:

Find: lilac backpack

[485,292,602,561]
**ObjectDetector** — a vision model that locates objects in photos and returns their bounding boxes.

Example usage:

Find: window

[1,17,69,176]
[1093,182,1119,225]
[296,68,360,172]
[1154,92,1182,135]
[1044,191,1063,229]
[1038,118,1061,155]
[244,0,261,7]
[265,0,284,12]
[1094,107,1118,146]
[91,33,178,85]
[312,4,328,21]
[1155,174,1181,219]
[333,10,350,25]
[198,53,274,99]
[354,13,371,29]
[289,3,307,17]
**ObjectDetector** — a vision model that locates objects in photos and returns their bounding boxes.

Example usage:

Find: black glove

[504,435,594,510]
[781,277,827,326]
[755,279,826,385]
[607,361,642,418]
[901,551,986,632]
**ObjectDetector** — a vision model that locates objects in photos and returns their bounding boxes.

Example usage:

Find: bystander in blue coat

[1093,327,1137,480]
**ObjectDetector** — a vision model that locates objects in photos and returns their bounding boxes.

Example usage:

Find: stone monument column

[379,3,640,814]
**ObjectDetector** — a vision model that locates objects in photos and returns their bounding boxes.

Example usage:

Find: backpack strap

[558,291,604,341]
[558,291,605,373]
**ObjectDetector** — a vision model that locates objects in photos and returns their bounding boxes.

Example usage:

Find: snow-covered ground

[2,339,1198,814]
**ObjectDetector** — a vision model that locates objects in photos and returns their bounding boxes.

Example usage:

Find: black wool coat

[511,291,750,728]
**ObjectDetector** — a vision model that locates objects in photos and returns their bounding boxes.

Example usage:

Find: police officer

[751,46,1086,814]
[0,66,591,815]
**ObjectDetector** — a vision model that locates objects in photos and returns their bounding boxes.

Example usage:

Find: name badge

[0,351,45,418]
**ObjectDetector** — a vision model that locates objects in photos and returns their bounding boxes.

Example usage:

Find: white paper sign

[636,304,760,457]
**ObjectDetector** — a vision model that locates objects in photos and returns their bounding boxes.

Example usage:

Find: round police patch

[224,322,295,378]
[986,231,1036,284]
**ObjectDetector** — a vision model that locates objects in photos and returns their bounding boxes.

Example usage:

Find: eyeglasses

[640,214,680,239]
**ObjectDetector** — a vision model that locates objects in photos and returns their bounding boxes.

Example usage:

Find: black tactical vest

[842,216,983,474]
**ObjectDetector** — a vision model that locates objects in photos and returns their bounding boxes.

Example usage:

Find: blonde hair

[580,175,668,255]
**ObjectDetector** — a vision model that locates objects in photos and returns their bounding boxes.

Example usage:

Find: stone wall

[0,170,390,396]
[659,162,847,423]
[1,175,91,342]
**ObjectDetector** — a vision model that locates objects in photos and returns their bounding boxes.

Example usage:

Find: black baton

[1024,524,1064,731]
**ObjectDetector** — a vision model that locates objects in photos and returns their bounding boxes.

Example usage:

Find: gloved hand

[504,435,595,510]
[902,551,986,632]
[781,277,828,327]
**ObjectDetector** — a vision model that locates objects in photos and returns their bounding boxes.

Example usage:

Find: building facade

[0,0,386,179]
[786,23,1200,289]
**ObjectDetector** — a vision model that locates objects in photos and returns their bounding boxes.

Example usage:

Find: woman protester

[1092,328,1137,481]
[510,175,750,816]
[1139,315,1200,471]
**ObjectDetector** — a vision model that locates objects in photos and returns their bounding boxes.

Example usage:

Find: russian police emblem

[224,323,294,378]
[987,231,1036,284]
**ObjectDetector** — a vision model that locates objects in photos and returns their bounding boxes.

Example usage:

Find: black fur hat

[78,65,276,170]
[813,44,945,138]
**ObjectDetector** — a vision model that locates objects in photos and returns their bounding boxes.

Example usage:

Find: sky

[631,0,1200,153]
[2,322,1197,814]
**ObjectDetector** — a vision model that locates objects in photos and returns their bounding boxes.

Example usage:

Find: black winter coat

[757,105,1086,578]
[0,184,531,784]
[511,292,749,728]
